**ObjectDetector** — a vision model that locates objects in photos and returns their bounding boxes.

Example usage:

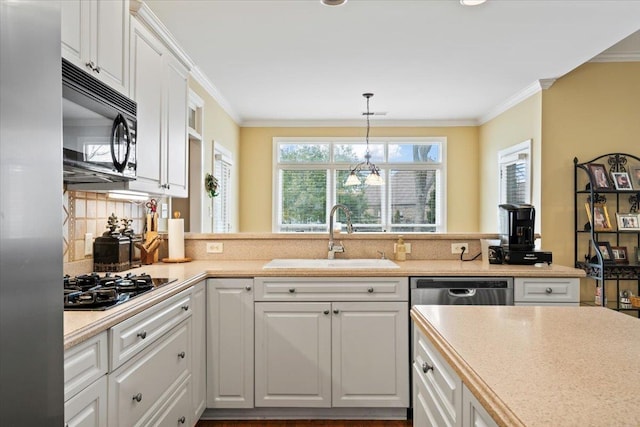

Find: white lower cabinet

[253,277,409,409]
[207,278,254,408]
[64,375,108,427]
[191,281,207,419]
[514,277,579,306]
[412,324,497,427]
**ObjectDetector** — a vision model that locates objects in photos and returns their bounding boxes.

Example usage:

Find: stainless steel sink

[262,258,399,269]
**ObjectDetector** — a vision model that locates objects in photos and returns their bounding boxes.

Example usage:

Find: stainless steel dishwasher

[410,276,514,306]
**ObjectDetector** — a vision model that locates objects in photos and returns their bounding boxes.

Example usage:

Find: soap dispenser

[395,235,407,261]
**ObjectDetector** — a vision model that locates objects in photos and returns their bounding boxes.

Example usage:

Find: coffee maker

[498,204,552,265]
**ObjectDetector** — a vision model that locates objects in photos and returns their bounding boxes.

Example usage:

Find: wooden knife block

[142,231,159,264]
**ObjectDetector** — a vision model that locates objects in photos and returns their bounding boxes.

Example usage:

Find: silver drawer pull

[181,304,189,311]
[545,287,553,294]
[178,416,186,424]
[245,285,252,291]
[289,288,296,293]
[367,287,374,293]
[132,393,142,402]
[422,361,433,374]
[137,331,147,339]
[333,309,340,315]
[178,351,186,359]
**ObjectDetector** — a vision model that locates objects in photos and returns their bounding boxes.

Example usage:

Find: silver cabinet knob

[323,310,330,315]
[181,304,189,311]
[545,287,553,294]
[137,331,147,339]
[289,288,296,293]
[178,416,186,424]
[178,351,186,359]
[422,361,433,374]
[245,285,252,291]
[333,309,340,315]
[367,287,374,293]
[93,65,100,73]
[132,393,143,402]
[85,60,95,70]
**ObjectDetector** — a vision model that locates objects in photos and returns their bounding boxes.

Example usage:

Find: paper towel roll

[168,218,185,259]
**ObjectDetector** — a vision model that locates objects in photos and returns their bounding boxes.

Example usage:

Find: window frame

[272,137,447,233]
[498,139,532,206]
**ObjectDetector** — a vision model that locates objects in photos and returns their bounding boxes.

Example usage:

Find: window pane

[504,162,527,204]
[334,143,384,163]
[388,143,440,163]
[390,169,437,232]
[279,143,329,163]
[280,170,327,230]
[336,170,383,231]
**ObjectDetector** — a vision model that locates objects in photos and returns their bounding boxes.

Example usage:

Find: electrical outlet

[451,243,468,254]
[84,233,93,256]
[206,242,223,253]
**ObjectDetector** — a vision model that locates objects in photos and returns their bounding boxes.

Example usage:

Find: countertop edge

[410,309,526,427]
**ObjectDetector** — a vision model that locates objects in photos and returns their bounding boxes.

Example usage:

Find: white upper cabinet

[61,0,129,95]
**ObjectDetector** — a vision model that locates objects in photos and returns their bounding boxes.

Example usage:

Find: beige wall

[541,62,640,268]
[239,126,479,232]
[478,93,542,233]
[186,78,241,232]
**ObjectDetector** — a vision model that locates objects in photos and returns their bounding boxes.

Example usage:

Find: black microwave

[62,58,137,183]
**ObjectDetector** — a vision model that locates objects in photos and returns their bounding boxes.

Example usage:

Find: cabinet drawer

[110,288,192,369]
[514,278,579,304]
[142,374,192,427]
[108,320,191,427]
[64,375,108,427]
[413,328,462,425]
[254,277,408,302]
[64,332,108,401]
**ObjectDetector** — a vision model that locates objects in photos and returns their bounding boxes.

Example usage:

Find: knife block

[143,231,159,264]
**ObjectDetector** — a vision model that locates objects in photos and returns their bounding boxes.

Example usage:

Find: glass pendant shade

[345,172,361,186]
[364,171,384,186]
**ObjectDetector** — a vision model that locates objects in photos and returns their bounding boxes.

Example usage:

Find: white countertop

[411,305,640,427]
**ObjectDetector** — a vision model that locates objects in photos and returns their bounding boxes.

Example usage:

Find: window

[213,145,232,232]
[273,137,446,232]
[498,140,531,205]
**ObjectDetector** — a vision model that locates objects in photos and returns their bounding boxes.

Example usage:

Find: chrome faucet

[328,204,354,259]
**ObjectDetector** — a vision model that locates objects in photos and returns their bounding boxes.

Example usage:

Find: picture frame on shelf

[611,172,633,190]
[610,246,628,264]
[585,203,612,231]
[632,167,640,188]
[615,212,640,231]
[587,163,612,190]
[595,241,615,264]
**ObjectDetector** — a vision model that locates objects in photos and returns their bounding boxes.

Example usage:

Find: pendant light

[344,93,384,186]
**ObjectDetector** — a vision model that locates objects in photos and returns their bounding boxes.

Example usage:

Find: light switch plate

[206,242,223,253]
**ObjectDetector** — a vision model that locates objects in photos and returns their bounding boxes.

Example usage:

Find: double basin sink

[263,258,399,269]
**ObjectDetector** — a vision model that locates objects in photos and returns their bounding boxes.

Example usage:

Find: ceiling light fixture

[460,0,487,5]
[345,93,384,187]
[321,0,347,5]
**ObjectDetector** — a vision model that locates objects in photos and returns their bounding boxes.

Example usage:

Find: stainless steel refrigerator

[1,1,64,424]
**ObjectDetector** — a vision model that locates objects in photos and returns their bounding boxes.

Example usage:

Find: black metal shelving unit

[574,153,640,317]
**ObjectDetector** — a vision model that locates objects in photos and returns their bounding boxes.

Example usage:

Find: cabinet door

[64,376,108,427]
[332,301,409,408]
[462,384,498,427]
[163,54,189,197]
[128,18,163,193]
[413,362,452,427]
[207,278,254,408]
[61,0,90,67]
[191,282,206,419]
[93,0,129,94]
[255,302,332,407]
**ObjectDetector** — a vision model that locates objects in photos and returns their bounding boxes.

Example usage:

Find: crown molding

[241,119,478,128]
[589,51,640,62]
[479,78,556,125]
[190,66,242,125]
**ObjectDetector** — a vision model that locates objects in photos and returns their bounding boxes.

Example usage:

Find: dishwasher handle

[448,288,476,297]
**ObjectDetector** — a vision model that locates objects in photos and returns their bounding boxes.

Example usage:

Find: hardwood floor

[197,420,411,427]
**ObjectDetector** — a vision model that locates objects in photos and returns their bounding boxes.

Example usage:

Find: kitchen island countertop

[411,305,640,427]
[64,259,584,349]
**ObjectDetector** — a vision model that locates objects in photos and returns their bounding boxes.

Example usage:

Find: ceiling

[144,0,640,125]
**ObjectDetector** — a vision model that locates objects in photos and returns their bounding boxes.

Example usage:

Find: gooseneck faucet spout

[328,204,354,259]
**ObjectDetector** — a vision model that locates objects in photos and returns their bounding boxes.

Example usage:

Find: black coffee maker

[498,204,552,265]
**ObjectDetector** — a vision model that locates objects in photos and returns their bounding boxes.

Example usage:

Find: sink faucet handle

[377,250,386,259]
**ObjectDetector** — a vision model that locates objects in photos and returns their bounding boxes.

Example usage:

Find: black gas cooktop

[63,272,176,310]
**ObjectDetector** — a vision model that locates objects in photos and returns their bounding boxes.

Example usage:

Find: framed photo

[616,212,640,231]
[587,163,611,190]
[611,172,633,190]
[595,241,615,264]
[585,203,612,231]
[632,167,640,188]
[610,246,628,264]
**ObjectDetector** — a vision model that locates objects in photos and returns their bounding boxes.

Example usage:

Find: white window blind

[213,150,232,233]
[499,140,531,205]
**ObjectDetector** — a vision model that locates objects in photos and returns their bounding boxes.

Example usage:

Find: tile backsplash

[63,190,147,263]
